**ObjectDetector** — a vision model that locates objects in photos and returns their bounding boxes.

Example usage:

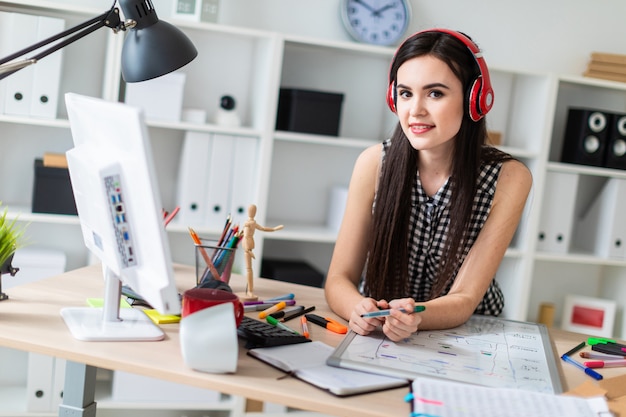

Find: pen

[301,315,310,338]
[580,351,625,360]
[561,355,603,380]
[244,299,296,306]
[592,344,626,356]
[266,316,299,334]
[259,301,287,319]
[588,337,626,353]
[305,314,348,334]
[282,306,316,322]
[163,206,180,227]
[360,305,426,318]
[244,304,275,312]
[270,305,304,319]
[563,341,586,357]
[561,342,603,380]
[584,359,626,368]
[188,227,220,282]
[266,293,295,301]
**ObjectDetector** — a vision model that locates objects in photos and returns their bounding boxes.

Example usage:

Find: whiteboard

[327,315,562,394]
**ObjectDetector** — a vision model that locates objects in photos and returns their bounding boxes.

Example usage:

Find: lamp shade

[119,0,197,82]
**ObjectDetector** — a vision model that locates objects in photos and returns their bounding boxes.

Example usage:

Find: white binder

[576,177,626,259]
[26,352,54,412]
[536,171,579,253]
[3,12,38,116]
[176,131,212,227]
[0,12,13,115]
[51,357,66,410]
[30,15,65,119]
[206,133,235,230]
[229,136,258,226]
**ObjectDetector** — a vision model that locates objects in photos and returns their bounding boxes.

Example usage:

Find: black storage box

[276,88,344,136]
[261,258,325,288]
[32,158,77,215]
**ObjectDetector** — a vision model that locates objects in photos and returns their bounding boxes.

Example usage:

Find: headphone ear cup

[467,77,483,122]
[386,83,396,113]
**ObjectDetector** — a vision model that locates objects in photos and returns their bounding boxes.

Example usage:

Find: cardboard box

[276,88,344,136]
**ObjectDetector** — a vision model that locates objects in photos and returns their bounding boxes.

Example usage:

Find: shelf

[558,73,626,91]
[274,131,377,149]
[546,161,626,179]
[0,386,29,415]
[0,115,69,129]
[535,250,626,267]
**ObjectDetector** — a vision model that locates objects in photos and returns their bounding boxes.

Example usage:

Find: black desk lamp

[0,0,197,82]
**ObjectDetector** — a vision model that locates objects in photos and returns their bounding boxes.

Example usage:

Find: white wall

[210,0,626,76]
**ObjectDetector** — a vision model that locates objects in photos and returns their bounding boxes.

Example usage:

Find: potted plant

[0,203,27,300]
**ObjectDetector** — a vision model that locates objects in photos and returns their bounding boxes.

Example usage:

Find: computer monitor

[62,93,181,341]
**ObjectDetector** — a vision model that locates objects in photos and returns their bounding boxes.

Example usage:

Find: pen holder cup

[195,239,237,286]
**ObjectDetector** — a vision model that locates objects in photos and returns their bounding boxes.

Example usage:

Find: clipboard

[327,315,563,394]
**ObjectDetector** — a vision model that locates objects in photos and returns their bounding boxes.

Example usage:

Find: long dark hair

[364,30,512,301]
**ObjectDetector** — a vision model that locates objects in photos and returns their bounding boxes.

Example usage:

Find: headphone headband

[386,28,494,122]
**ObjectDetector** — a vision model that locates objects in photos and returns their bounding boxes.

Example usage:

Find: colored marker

[305,314,347,334]
[282,305,316,322]
[266,315,299,334]
[301,315,310,338]
[580,351,625,360]
[270,306,304,319]
[584,359,626,368]
[361,305,426,318]
[259,301,287,319]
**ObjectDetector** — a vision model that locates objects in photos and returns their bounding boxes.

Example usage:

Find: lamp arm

[0,7,126,80]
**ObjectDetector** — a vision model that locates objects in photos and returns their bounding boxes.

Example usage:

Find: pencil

[188,227,220,282]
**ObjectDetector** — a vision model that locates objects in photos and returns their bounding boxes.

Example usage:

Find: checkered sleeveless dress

[386,139,505,315]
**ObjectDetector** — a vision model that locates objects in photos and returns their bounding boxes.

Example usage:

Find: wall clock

[340,0,412,46]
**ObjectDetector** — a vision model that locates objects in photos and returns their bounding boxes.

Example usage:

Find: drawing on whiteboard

[327,315,562,393]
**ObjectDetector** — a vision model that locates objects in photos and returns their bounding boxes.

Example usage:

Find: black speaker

[605,112,626,170]
[561,108,609,167]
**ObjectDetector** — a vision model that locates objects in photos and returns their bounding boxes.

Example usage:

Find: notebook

[247,341,408,396]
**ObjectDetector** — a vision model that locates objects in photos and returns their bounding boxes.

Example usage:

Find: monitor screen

[62,93,181,341]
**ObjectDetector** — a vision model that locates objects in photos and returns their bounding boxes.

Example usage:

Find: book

[583,69,626,84]
[587,60,626,76]
[591,52,626,66]
[247,341,408,396]
[409,378,611,417]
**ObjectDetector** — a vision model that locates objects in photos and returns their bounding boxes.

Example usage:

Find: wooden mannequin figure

[241,204,283,301]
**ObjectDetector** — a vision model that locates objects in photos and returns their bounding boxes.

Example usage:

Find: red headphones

[386,28,494,122]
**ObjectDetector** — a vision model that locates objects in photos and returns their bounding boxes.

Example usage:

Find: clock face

[341,0,411,46]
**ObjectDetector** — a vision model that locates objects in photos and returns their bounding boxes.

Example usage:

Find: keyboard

[237,316,311,349]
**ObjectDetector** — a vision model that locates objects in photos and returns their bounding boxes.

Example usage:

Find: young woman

[324,29,532,342]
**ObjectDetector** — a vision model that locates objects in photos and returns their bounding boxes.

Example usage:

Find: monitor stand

[61,266,165,341]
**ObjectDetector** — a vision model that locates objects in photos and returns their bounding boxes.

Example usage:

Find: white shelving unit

[2,1,626,415]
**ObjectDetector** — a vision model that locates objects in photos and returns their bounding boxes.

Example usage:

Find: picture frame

[561,295,616,337]
[172,0,220,23]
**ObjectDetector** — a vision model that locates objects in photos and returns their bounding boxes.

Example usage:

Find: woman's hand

[381,298,420,341]
[348,297,386,336]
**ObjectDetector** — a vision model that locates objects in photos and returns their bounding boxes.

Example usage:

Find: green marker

[360,305,426,318]
[266,315,299,334]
